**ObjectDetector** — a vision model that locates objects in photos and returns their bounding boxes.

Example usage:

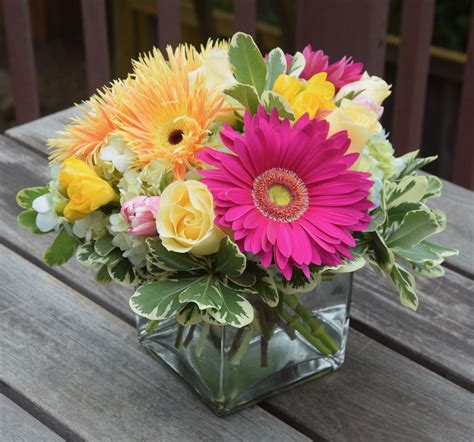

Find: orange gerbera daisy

[113,45,229,180]
[48,80,128,165]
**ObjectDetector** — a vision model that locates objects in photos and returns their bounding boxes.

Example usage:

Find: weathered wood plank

[1,135,473,391]
[0,395,64,442]
[5,111,473,276]
[0,246,308,441]
[2,246,473,441]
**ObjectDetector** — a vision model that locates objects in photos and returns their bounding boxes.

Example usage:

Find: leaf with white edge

[224,83,259,114]
[386,209,442,249]
[431,209,447,234]
[94,234,115,256]
[215,237,246,277]
[146,238,206,272]
[323,255,367,274]
[178,276,223,310]
[229,267,257,287]
[411,263,445,278]
[422,175,442,200]
[367,231,394,273]
[228,32,267,95]
[287,51,305,77]
[108,258,138,287]
[390,264,418,310]
[130,278,201,320]
[76,242,108,266]
[261,91,295,120]
[365,207,387,232]
[392,242,443,266]
[386,175,428,209]
[265,47,287,90]
[422,241,458,258]
[208,282,255,328]
[249,262,279,305]
[176,303,202,326]
[146,257,169,277]
[278,266,319,296]
[16,186,49,209]
[95,264,112,284]
[44,228,80,266]
[397,151,437,177]
[387,202,425,224]
[17,210,43,234]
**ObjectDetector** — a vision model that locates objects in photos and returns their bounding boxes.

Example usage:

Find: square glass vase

[136,273,352,416]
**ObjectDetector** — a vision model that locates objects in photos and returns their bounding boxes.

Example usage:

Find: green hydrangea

[366,132,404,178]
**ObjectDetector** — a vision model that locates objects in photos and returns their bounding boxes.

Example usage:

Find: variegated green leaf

[16,186,49,209]
[108,258,137,286]
[386,175,428,209]
[94,234,115,256]
[387,201,425,224]
[386,209,443,249]
[422,175,442,200]
[224,83,259,114]
[178,276,223,310]
[287,51,305,77]
[265,47,287,90]
[421,241,458,258]
[397,151,437,177]
[390,264,418,310]
[17,210,43,234]
[215,237,246,277]
[76,242,108,266]
[146,238,206,272]
[365,207,387,232]
[323,255,367,274]
[44,228,80,266]
[260,91,294,120]
[411,263,445,278]
[250,263,279,305]
[130,277,200,320]
[208,282,255,328]
[229,267,257,287]
[277,266,318,296]
[229,32,267,95]
[176,303,202,326]
[95,264,112,284]
[367,231,394,273]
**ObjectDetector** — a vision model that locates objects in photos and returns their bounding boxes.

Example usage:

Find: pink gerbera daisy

[287,45,364,90]
[199,108,374,280]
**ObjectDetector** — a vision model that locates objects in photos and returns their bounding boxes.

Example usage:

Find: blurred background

[0,0,472,187]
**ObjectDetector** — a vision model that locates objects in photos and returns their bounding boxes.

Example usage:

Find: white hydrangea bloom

[367,132,405,178]
[118,170,143,204]
[108,213,147,267]
[140,159,173,195]
[72,211,108,242]
[32,194,61,232]
[100,135,134,173]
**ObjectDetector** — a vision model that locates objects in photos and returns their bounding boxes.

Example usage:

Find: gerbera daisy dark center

[168,129,184,145]
[252,167,309,223]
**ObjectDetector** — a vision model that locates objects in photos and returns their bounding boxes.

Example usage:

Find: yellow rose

[273,73,335,119]
[59,158,118,221]
[325,99,382,155]
[156,180,224,255]
[335,72,391,106]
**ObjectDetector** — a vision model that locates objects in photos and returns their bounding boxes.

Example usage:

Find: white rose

[335,72,391,106]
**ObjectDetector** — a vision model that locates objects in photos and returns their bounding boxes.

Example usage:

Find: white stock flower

[100,135,134,173]
[32,194,61,232]
[72,211,108,242]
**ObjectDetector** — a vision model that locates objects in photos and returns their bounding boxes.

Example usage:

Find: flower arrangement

[17,33,456,411]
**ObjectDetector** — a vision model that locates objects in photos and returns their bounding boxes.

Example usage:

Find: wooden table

[1,109,473,441]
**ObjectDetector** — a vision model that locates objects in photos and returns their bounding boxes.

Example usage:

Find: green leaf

[386,176,428,209]
[44,228,81,266]
[323,255,366,274]
[146,238,206,272]
[17,210,42,234]
[95,264,112,284]
[397,151,437,177]
[94,234,115,256]
[287,51,305,77]
[215,237,246,277]
[108,258,137,286]
[422,175,442,200]
[250,262,279,305]
[365,207,387,232]
[386,209,442,249]
[208,282,255,328]
[367,231,395,273]
[411,263,445,278]
[421,241,458,258]
[76,242,108,266]
[390,264,418,310]
[387,202,425,224]
[176,303,202,326]
[260,91,295,120]
[228,32,267,95]
[265,47,287,90]
[178,276,223,310]
[229,266,257,287]
[16,186,49,209]
[130,278,200,320]
[224,83,260,114]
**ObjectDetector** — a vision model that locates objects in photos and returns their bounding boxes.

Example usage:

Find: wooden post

[234,0,257,37]
[391,0,435,155]
[157,0,181,51]
[80,0,111,95]
[453,6,474,190]
[295,0,389,76]
[2,0,40,124]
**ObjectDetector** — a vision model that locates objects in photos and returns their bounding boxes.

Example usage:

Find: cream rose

[326,99,383,154]
[156,180,224,255]
[335,72,391,106]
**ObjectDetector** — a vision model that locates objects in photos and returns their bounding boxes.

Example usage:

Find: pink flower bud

[120,196,160,236]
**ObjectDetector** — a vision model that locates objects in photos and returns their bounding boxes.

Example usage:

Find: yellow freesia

[325,98,383,155]
[273,73,335,119]
[59,158,118,221]
[156,180,225,255]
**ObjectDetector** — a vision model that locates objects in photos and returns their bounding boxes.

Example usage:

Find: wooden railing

[2,0,473,189]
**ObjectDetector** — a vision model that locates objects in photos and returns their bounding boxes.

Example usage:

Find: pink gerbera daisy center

[252,167,309,223]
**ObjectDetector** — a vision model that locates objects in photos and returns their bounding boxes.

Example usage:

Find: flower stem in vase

[230,326,254,365]
[195,322,210,357]
[175,324,184,349]
[183,325,196,348]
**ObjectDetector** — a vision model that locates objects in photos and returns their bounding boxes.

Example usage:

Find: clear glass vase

[136,273,352,416]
